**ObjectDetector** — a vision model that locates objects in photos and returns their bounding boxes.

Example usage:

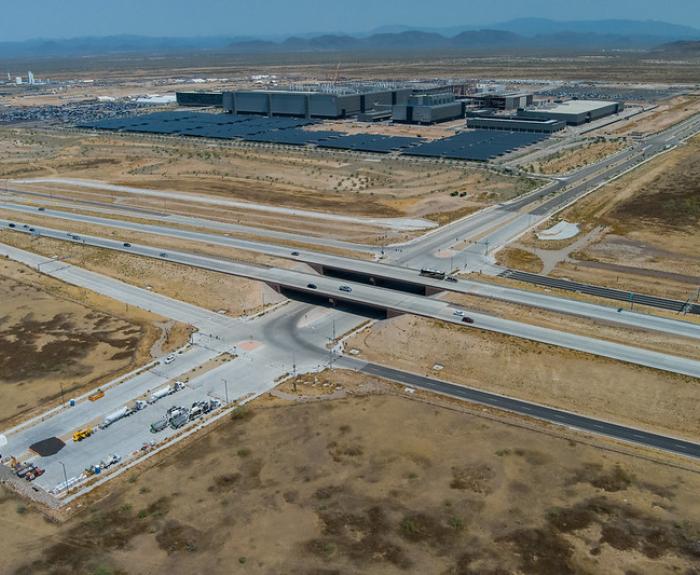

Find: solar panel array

[80,111,549,160]
[317,134,424,153]
[246,129,340,146]
[405,130,548,161]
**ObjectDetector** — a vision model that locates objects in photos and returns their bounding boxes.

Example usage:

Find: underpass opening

[279,287,389,320]
[320,266,432,295]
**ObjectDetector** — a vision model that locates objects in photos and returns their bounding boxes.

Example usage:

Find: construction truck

[189,399,222,421]
[72,427,93,442]
[99,400,147,429]
[148,381,185,405]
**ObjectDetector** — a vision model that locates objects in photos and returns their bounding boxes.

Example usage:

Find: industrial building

[222,87,411,119]
[517,100,624,126]
[466,116,565,133]
[392,93,465,124]
[468,93,534,111]
[176,92,224,107]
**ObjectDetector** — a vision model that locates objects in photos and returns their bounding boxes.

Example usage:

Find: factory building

[468,93,534,111]
[517,100,624,126]
[466,116,565,133]
[176,92,224,107]
[392,93,465,124]
[222,88,411,119]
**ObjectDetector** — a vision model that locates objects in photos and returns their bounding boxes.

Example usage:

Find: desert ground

[498,133,700,301]
[524,138,628,175]
[346,314,700,440]
[1,370,699,575]
[0,229,288,317]
[0,258,189,426]
[0,126,535,238]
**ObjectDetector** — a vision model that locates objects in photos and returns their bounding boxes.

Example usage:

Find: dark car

[28,227,35,232]
[8,223,15,228]
[159,252,167,258]
[445,276,458,283]
[339,285,352,293]
[307,283,317,289]
[461,317,475,324]
[123,242,131,248]
[38,207,45,211]
[291,251,300,256]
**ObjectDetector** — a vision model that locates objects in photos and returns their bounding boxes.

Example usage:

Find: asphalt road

[352,360,700,459]
[4,203,698,341]
[4,221,700,379]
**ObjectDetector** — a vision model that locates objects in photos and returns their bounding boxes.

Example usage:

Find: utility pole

[58,461,68,489]
[222,378,229,405]
[329,319,336,370]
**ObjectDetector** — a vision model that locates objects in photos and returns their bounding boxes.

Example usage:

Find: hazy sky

[3,0,699,41]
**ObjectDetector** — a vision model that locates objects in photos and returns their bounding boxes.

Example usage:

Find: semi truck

[420,268,446,280]
[99,400,147,429]
[148,381,185,405]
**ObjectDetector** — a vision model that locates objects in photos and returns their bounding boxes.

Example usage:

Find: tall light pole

[58,461,68,490]
[222,378,229,405]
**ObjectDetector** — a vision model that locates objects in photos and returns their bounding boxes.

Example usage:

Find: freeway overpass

[2,203,699,342]
[4,220,700,379]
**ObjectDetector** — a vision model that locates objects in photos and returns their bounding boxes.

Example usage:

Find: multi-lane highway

[3,220,700,379]
[3,203,699,341]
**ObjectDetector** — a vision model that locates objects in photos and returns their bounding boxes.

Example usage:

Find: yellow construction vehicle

[72,427,93,442]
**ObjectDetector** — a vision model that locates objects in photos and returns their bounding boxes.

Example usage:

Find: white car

[452,310,465,317]
[163,354,176,365]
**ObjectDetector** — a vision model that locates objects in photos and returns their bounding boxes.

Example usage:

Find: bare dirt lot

[525,138,628,175]
[1,371,699,575]
[605,95,700,136]
[0,127,535,231]
[346,315,700,440]
[0,258,188,426]
[515,134,700,300]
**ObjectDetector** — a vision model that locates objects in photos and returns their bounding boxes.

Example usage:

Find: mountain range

[0,19,698,59]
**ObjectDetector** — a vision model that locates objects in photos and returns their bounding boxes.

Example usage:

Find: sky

[2,0,699,42]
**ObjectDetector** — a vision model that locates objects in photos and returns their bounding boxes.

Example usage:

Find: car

[38,207,45,211]
[307,283,317,289]
[159,252,167,258]
[339,285,352,293]
[22,224,28,229]
[163,354,176,365]
[28,227,35,232]
[461,316,475,324]
[123,242,131,248]
[445,276,458,283]
[452,310,465,317]
[291,251,299,256]
[8,223,15,228]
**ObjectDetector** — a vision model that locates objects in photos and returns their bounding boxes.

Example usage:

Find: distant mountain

[0,19,698,59]
[652,40,700,55]
[370,18,700,40]
[492,18,700,39]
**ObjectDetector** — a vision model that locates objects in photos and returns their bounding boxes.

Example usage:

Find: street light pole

[58,461,68,489]
[222,378,229,405]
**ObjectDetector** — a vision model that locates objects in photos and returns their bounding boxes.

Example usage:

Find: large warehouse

[176,92,224,107]
[222,87,411,119]
[392,93,465,124]
[517,100,624,126]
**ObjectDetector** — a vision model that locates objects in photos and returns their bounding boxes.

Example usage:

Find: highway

[3,203,699,341]
[4,221,700,379]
